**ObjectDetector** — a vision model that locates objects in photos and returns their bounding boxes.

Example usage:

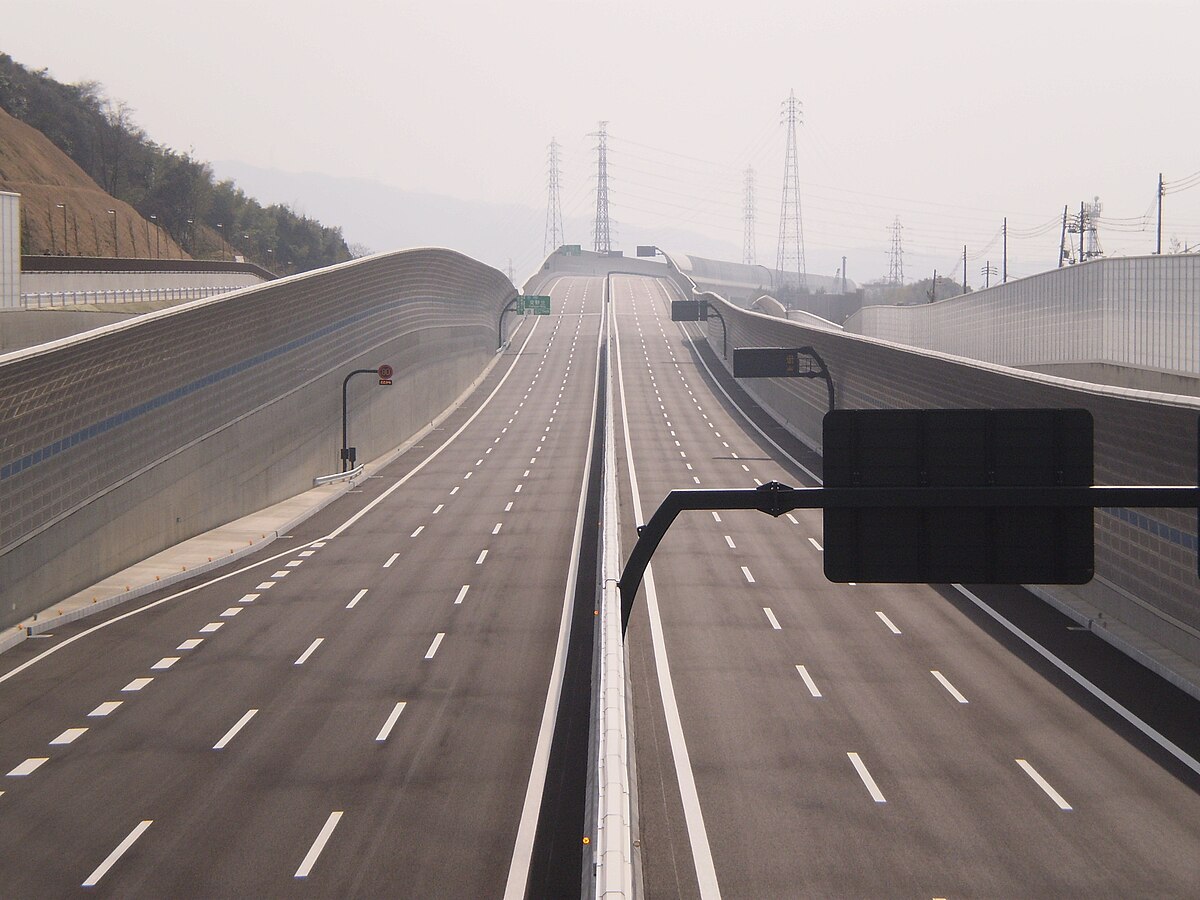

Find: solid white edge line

[847,752,887,803]
[375,701,407,742]
[674,307,821,485]
[612,277,722,899]
[295,810,344,878]
[294,638,324,666]
[953,584,1200,777]
[504,277,605,900]
[931,670,969,703]
[213,709,258,750]
[82,819,153,887]
[669,288,1200,781]
[1015,758,1072,810]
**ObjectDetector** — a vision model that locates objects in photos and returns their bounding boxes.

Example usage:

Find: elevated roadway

[607,274,1200,898]
[0,275,602,896]
[0,270,1198,898]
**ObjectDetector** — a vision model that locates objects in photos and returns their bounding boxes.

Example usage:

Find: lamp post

[55,203,68,254]
[150,214,160,259]
[186,219,195,255]
[216,223,225,260]
[107,209,119,258]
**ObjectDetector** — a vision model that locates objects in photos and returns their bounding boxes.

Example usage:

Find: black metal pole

[618,480,1200,635]
[341,368,377,471]
[708,304,727,357]
[498,295,520,349]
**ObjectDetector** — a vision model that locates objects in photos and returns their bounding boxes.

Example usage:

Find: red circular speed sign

[377,364,394,380]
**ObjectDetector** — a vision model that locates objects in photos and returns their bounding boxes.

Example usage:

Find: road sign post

[616,410,1200,634]
[733,346,834,411]
[340,365,393,472]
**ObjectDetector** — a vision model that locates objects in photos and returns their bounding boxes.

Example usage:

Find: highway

[1,270,1199,898]
[0,274,605,897]
[607,274,1200,898]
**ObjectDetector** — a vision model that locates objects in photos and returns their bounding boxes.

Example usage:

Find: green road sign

[561,244,582,256]
[519,295,551,315]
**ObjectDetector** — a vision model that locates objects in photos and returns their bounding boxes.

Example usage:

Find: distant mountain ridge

[213,160,742,278]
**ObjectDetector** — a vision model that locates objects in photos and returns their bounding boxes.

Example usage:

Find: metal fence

[19,286,243,308]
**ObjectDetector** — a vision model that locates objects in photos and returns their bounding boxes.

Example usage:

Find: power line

[743,167,756,265]
[776,89,808,292]
[544,137,564,255]
[887,217,904,285]
[592,121,612,253]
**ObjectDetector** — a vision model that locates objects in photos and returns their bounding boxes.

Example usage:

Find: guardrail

[18,286,242,308]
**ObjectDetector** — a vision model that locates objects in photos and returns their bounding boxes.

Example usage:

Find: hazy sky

[7,0,1200,282]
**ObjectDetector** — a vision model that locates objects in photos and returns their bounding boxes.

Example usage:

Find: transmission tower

[742,167,756,265]
[887,217,904,285]
[776,89,808,295]
[544,138,564,255]
[1083,195,1103,260]
[592,122,612,254]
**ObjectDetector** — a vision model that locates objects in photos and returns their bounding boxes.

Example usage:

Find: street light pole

[341,366,393,471]
[108,209,119,258]
[56,203,68,254]
[151,214,160,259]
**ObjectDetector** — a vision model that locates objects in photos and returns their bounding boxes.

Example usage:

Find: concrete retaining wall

[0,248,515,627]
[693,292,1200,680]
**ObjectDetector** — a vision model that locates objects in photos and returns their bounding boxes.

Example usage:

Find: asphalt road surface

[0,274,604,897]
[3,271,1199,898]
[609,273,1200,899]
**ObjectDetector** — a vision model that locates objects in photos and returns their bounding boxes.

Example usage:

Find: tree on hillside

[0,52,352,272]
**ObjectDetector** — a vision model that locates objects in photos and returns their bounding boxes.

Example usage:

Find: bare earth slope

[0,106,186,258]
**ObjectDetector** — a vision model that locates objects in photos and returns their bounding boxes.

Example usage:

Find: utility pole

[592,122,612,254]
[544,138,564,256]
[742,166,756,265]
[1156,172,1164,254]
[887,217,904,285]
[927,269,938,303]
[776,89,808,299]
[962,244,968,293]
[1079,201,1085,264]
[1002,217,1008,283]
[841,255,848,294]
[1058,205,1069,267]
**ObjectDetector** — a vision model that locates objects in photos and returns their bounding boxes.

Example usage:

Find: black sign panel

[733,347,805,377]
[636,245,658,257]
[671,300,707,322]
[822,408,1094,584]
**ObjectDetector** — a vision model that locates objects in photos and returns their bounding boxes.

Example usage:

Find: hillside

[0,105,186,258]
[0,52,352,273]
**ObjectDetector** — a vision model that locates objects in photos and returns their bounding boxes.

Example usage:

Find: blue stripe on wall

[1,302,386,482]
